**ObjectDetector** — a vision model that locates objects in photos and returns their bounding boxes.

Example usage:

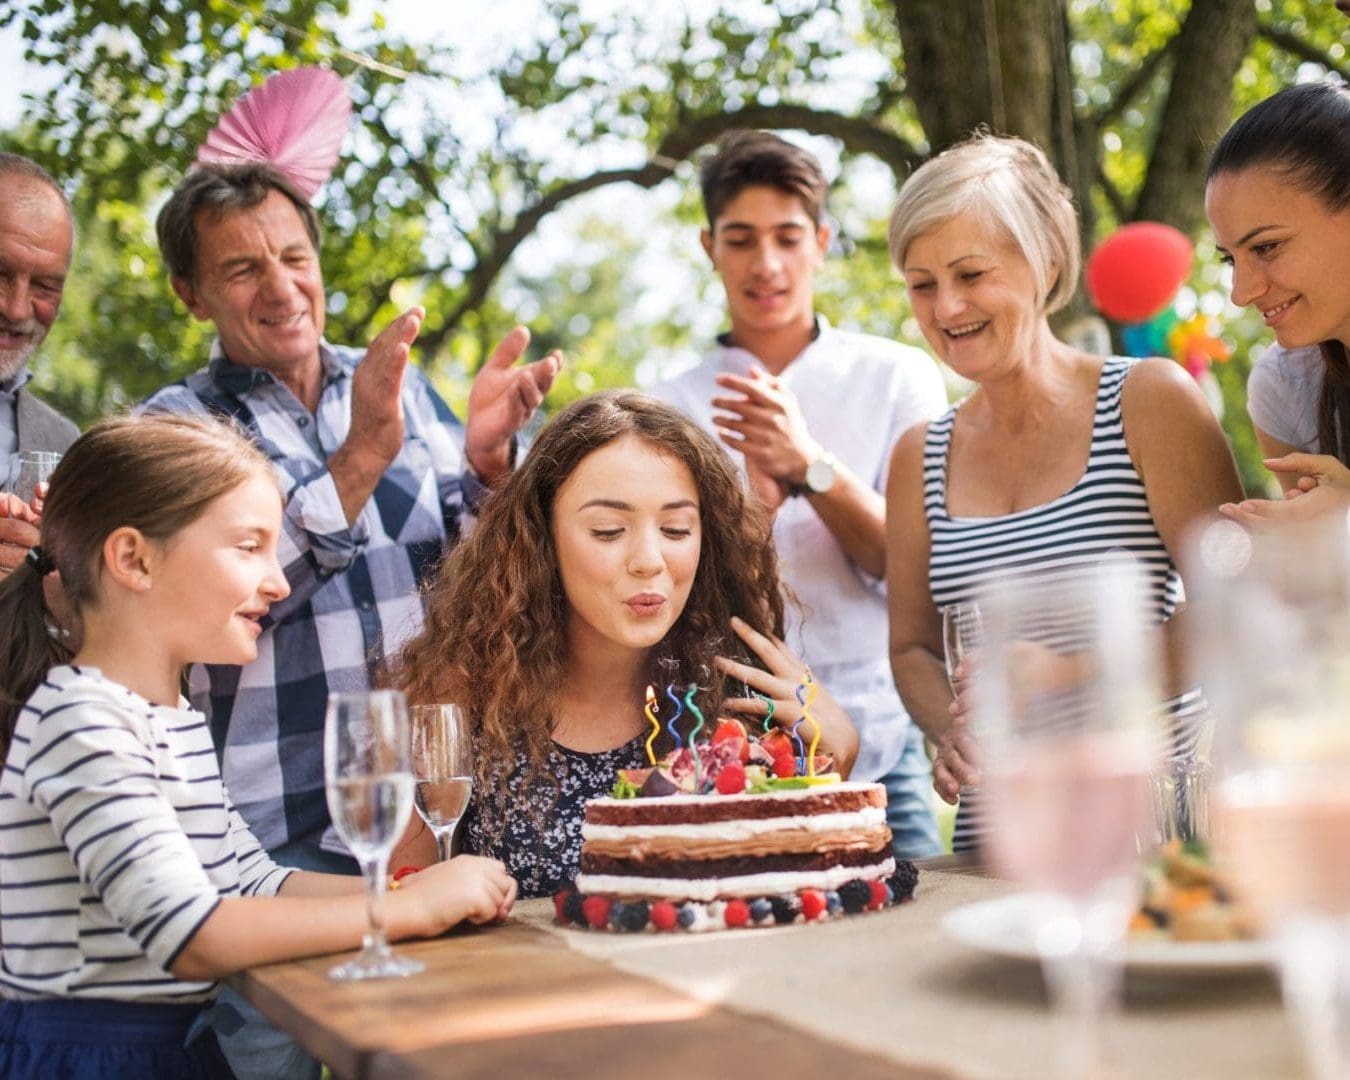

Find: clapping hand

[711,367,819,493]
[465,326,562,483]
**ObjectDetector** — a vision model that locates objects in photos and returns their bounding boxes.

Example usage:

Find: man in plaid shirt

[142,163,559,873]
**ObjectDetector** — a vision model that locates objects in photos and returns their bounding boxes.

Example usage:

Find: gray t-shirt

[1246,343,1324,453]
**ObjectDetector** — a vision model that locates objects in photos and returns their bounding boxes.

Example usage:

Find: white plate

[941,893,1273,975]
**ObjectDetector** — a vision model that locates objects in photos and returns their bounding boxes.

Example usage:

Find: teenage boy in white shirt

[652,130,947,857]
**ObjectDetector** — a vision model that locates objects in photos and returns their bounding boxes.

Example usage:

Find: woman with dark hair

[393,390,858,897]
[1207,81,1350,523]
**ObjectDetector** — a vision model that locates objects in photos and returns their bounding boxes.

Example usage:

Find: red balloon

[1085,222,1193,323]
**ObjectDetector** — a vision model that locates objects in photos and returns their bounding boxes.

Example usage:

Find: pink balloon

[1085,222,1193,324]
[196,67,350,200]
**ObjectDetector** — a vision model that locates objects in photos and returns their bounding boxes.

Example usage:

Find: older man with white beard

[0,153,79,575]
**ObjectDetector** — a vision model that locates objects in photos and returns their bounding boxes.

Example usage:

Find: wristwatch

[799,450,838,496]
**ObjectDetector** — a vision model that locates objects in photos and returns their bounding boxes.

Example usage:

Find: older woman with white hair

[883,133,1243,852]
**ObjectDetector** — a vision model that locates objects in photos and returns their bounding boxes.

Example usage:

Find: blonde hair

[888,133,1081,314]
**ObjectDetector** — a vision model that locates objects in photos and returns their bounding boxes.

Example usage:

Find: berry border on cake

[554,860,919,933]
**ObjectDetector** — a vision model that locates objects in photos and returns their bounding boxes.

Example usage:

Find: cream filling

[587,780,883,810]
[581,807,885,842]
[575,858,897,902]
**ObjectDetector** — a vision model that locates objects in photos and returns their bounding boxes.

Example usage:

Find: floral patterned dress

[461,733,649,899]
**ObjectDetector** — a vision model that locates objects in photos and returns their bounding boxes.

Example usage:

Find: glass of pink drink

[973,561,1161,1078]
[1191,517,1350,1080]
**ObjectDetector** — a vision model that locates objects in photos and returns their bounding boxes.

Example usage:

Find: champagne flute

[1190,517,1350,1080]
[410,704,474,863]
[324,689,422,981]
[942,601,984,802]
[972,562,1160,1077]
[6,450,61,506]
[941,600,983,695]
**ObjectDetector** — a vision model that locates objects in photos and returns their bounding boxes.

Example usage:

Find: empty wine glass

[943,600,985,809]
[941,600,983,695]
[6,450,61,506]
[410,704,474,863]
[324,689,422,981]
[1190,516,1350,1080]
[971,561,1161,1077]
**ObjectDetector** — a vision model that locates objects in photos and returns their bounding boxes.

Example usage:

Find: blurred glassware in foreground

[1189,512,1350,1080]
[972,559,1162,1077]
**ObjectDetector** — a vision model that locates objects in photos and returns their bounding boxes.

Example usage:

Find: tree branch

[1087,36,1178,127]
[1134,0,1257,235]
[416,104,924,360]
[1256,17,1350,79]
[1095,162,1130,225]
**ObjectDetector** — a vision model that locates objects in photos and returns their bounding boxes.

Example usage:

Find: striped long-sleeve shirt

[0,666,292,1002]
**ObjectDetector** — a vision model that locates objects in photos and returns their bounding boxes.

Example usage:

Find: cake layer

[585,781,886,827]
[576,857,897,902]
[580,820,891,861]
[580,845,889,880]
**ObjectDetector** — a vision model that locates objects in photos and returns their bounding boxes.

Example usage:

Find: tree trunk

[1134,0,1258,234]
[889,0,1089,307]
[888,0,1062,153]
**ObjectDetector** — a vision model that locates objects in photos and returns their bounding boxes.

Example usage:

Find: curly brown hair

[392,390,785,810]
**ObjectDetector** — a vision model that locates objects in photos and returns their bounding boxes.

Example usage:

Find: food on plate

[1130,839,1261,943]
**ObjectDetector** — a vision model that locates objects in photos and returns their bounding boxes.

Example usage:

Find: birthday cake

[555,716,917,932]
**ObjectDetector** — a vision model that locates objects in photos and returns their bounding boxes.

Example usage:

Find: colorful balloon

[1085,222,1193,323]
[1120,307,1179,358]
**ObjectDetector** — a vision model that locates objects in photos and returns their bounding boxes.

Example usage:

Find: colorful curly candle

[683,683,705,786]
[795,670,821,776]
[643,685,660,766]
[756,691,775,733]
[663,683,685,750]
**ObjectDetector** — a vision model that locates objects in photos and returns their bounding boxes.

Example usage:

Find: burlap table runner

[516,869,1302,1078]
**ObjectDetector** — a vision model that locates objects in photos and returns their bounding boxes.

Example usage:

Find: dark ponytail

[1318,342,1350,466]
[0,557,72,759]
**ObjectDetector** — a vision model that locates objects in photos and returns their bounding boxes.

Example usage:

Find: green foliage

[3,0,1349,496]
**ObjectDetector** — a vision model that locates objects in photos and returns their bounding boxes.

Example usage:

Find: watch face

[806,455,836,493]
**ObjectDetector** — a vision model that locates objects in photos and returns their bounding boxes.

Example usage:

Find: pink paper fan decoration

[196,67,351,200]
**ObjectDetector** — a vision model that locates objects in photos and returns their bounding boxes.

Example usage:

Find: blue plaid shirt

[140,340,485,858]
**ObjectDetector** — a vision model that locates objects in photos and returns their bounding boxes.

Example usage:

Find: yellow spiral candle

[643,685,660,765]
[800,670,821,776]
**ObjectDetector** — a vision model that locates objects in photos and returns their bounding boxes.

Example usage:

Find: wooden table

[231,859,1301,1079]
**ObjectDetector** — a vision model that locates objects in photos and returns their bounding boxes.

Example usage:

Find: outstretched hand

[465,325,562,483]
[1220,452,1350,527]
[713,616,859,775]
[399,854,517,936]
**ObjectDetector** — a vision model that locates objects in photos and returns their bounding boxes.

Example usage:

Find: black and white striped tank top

[923,358,1205,852]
